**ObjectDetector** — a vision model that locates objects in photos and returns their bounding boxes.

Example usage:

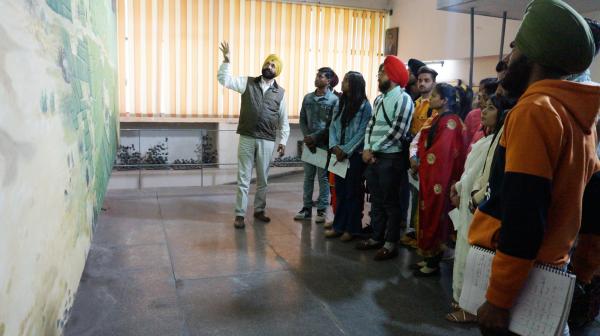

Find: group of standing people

[218,0,600,334]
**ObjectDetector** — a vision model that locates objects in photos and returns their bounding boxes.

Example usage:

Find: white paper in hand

[328,154,349,178]
[300,145,328,169]
[448,208,460,231]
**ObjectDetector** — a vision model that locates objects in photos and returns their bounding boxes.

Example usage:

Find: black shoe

[253,211,271,223]
[374,247,399,261]
[233,216,245,229]
[355,240,384,250]
[293,207,312,221]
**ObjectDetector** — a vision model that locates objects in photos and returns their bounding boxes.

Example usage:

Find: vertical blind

[117,0,388,120]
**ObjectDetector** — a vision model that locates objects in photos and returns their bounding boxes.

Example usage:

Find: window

[118,0,388,121]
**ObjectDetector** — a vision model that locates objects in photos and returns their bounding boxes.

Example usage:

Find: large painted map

[0,0,118,335]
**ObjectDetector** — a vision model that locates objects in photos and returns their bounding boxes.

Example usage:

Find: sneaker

[315,210,326,223]
[293,207,311,221]
[413,266,440,277]
[409,260,427,270]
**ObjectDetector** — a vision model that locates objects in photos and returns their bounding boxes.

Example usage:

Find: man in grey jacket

[218,42,290,229]
[294,67,339,223]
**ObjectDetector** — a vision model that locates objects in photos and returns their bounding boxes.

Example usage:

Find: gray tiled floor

[65,173,599,336]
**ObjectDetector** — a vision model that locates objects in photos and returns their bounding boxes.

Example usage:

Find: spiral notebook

[459,246,576,336]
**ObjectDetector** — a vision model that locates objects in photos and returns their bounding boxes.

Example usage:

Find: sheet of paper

[328,154,349,178]
[300,145,328,169]
[448,208,460,231]
[408,171,419,188]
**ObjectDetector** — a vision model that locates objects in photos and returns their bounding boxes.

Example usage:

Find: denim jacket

[329,99,372,157]
[299,89,339,149]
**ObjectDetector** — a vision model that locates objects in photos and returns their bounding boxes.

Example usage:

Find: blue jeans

[303,162,329,210]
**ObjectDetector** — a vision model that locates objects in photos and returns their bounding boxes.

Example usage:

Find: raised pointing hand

[219,41,230,62]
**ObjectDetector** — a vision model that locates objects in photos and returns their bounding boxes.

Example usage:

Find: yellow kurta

[410,96,438,136]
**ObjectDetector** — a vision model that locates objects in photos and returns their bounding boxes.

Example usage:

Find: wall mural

[0,0,117,335]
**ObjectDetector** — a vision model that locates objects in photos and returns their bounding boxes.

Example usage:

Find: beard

[501,55,532,99]
[261,68,275,80]
[378,79,391,93]
[418,86,431,94]
[407,84,420,100]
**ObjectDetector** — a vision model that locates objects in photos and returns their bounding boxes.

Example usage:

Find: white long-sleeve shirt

[217,62,290,145]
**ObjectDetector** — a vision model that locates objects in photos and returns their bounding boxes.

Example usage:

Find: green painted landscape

[0,0,118,334]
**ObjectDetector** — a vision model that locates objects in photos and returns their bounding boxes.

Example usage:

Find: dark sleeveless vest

[237,76,285,141]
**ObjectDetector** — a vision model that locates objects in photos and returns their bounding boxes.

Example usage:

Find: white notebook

[459,246,576,336]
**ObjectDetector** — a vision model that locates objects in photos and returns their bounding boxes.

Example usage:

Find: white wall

[431,55,501,84]
[217,123,241,166]
[388,0,520,61]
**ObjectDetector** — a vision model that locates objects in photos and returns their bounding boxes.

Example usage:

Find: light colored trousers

[235,135,275,217]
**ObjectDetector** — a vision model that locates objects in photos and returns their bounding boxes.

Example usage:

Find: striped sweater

[364,86,414,153]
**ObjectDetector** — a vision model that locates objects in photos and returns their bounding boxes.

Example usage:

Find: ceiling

[281,0,392,11]
[437,0,600,20]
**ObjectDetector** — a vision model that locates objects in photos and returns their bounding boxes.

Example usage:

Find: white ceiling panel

[437,0,600,20]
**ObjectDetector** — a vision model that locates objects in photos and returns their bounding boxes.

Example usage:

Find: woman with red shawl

[413,83,466,277]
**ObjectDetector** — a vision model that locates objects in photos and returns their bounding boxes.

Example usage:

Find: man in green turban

[515,0,594,75]
[466,1,600,335]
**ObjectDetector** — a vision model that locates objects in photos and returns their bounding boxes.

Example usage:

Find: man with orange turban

[356,56,414,260]
[218,42,290,229]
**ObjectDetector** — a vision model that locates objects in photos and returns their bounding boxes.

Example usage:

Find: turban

[408,58,426,78]
[515,0,594,74]
[262,54,283,77]
[384,56,409,88]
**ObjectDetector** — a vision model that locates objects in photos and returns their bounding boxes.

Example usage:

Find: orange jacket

[468,79,600,309]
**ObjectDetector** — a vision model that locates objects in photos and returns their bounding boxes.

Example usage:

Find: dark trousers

[365,154,407,243]
[332,153,366,235]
